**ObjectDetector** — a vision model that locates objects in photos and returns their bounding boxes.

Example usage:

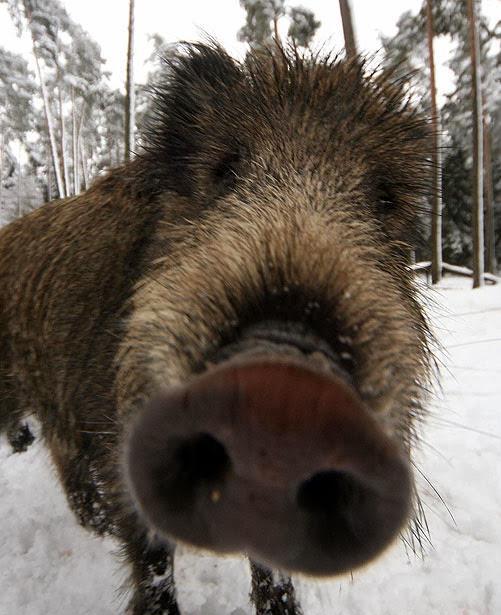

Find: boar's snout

[125,327,412,576]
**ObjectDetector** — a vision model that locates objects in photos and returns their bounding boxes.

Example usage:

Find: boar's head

[120,43,433,576]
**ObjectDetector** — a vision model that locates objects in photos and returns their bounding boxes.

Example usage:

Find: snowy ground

[1,274,501,615]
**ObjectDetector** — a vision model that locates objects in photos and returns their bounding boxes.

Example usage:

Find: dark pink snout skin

[125,357,411,576]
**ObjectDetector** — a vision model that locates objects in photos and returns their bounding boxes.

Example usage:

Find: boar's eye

[375,181,397,214]
[212,147,243,194]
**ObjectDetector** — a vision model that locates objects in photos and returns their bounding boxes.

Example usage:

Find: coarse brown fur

[0,43,433,614]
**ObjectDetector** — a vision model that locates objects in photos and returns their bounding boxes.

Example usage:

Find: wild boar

[0,43,432,614]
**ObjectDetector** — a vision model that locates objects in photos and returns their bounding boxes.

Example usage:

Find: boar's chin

[124,322,412,576]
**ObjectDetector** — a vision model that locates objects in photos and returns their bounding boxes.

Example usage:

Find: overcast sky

[1,0,499,99]
[53,0,427,84]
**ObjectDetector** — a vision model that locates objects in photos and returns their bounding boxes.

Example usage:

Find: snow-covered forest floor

[1,274,500,615]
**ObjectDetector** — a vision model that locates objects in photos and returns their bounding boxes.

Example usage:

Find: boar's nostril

[175,433,230,482]
[296,470,359,515]
[296,470,372,545]
[152,433,231,513]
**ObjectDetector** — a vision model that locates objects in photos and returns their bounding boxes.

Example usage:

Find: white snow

[1,274,500,615]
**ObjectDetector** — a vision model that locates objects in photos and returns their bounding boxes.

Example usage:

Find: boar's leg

[0,350,34,453]
[250,560,303,615]
[7,421,35,453]
[54,439,117,536]
[123,530,180,615]
[55,442,179,613]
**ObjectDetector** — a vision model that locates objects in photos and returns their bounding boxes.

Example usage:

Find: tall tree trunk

[76,106,86,192]
[33,48,65,198]
[71,87,79,195]
[47,149,52,202]
[0,131,4,210]
[23,0,65,198]
[339,0,358,58]
[467,0,484,288]
[483,114,496,273]
[58,84,70,197]
[124,0,135,161]
[426,0,443,284]
[80,139,89,190]
[17,142,22,218]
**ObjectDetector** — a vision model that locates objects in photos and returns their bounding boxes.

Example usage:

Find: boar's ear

[141,43,244,201]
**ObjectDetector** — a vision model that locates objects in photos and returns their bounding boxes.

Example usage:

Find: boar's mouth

[125,320,412,576]
[207,320,354,382]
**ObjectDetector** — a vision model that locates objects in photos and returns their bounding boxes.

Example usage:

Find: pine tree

[0,47,36,209]
[2,0,110,197]
[382,0,499,277]
[64,23,106,193]
[238,0,284,48]
[442,139,472,263]
[19,0,68,197]
[287,6,320,48]
[238,0,320,49]
[443,0,499,276]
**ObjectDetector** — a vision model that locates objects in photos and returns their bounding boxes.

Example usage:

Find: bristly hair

[134,40,434,207]
[137,42,243,199]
